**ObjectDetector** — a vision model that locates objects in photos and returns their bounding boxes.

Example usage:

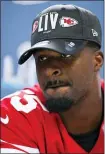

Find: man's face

[34,47,100,113]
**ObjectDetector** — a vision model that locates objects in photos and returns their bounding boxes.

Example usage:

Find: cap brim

[18,39,87,65]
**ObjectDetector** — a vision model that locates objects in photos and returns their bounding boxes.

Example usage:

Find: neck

[59,80,103,135]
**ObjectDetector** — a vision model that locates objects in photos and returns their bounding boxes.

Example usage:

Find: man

[0,4,104,153]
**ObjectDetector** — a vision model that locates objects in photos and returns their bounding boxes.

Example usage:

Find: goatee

[45,97,74,113]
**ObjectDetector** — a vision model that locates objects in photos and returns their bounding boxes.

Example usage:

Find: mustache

[44,80,73,90]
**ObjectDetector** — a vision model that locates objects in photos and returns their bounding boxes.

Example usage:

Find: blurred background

[1,1,104,98]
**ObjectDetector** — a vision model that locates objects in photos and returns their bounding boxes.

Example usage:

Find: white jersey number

[10,90,48,113]
[10,94,37,113]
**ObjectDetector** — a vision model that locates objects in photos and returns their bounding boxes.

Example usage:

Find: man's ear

[94,51,104,72]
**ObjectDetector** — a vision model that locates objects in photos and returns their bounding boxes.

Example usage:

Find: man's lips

[44,80,73,91]
[45,84,69,89]
[45,85,70,96]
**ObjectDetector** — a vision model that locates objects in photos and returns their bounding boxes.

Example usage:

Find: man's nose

[46,68,62,77]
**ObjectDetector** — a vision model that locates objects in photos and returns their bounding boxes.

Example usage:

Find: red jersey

[0,81,104,153]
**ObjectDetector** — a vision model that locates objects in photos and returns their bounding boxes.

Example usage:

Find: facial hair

[45,97,74,113]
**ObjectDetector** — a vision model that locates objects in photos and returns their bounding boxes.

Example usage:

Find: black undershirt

[69,89,104,152]
[69,126,100,152]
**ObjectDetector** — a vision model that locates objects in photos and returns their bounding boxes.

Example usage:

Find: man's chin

[45,97,74,113]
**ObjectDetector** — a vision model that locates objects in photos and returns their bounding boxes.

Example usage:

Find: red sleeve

[0,90,40,153]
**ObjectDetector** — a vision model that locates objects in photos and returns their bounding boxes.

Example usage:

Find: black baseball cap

[18,4,102,65]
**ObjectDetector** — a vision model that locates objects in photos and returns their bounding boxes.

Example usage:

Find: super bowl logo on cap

[32,21,38,33]
[59,17,78,27]
[38,12,58,33]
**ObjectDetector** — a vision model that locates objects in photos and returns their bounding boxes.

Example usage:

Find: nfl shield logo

[32,21,38,33]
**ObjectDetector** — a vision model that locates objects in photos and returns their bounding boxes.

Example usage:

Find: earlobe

[94,51,104,72]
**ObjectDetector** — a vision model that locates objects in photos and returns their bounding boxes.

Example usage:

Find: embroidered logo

[59,17,78,27]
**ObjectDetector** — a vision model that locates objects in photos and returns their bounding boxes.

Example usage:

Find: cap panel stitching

[72,5,84,37]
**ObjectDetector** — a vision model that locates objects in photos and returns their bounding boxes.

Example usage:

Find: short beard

[45,97,74,113]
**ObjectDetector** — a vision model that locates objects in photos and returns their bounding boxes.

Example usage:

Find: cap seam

[72,5,84,37]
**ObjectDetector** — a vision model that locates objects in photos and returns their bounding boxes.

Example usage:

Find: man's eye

[38,56,48,62]
[61,54,72,58]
